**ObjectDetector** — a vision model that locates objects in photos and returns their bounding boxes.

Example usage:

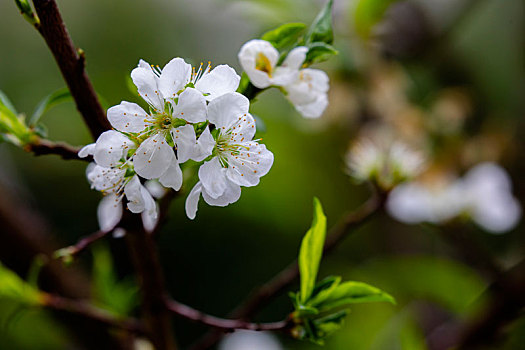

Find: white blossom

[387,162,522,233]
[346,139,426,188]
[185,92,274,219]
[238,40,307,88]
[284,68,329,119]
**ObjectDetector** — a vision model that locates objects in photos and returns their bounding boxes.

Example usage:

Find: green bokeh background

[0,0,524,349]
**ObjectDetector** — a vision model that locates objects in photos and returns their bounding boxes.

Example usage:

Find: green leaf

[298,197,327,304]
[312,310,347,339]
[304,42,339,65]
[308,276,341,306]
[354,0,399,39]
[30,88,72,126]
[0,90,18,114]
[306,0,334,44]
[313,281,396,312]
[261,23,307,49]
[0,262,42,306]
[92,244,138,316]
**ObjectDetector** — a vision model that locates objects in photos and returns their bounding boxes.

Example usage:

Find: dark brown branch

[190,190,387,350]
[54,230,111,261]
[165,298,291,332]
[31,0,111,139]
[123,214,178,350]
[43,293,145,335]
[25,138,91,162]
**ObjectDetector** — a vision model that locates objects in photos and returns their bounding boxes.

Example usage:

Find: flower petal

[107,101,150,133]
[198,158,227,199]
[159,158,183,191]
[207,92,249,129]
[226,142,274,187]
[171,124,197,163]
[125,175,145,213]
[192,126,215,162]
[281,46,308,70]
[195,65,240,101]
[134,133,174,179]
[172,88,207,123]
[97,193,123,232]
[202,178,241,206]
[131,62,164,111]
[158,57,192,99]
[142,201,159,233]
[145,180,167,199]
[230,113,256,143]
[185,182,203,220]
[93,130,132,167]
[294,94,328,119]
[78,143,95,158]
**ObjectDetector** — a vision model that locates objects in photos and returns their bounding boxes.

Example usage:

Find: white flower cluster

[239,40,330,119]
[346,139,427,189]
[80,57,274,230]
[387,162,522,233]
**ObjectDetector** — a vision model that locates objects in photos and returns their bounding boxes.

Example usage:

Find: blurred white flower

[238,39,307,88]
[346,138,426,189]
[387,162,522,233]
[218,330,282,350]
[185,92,274,219]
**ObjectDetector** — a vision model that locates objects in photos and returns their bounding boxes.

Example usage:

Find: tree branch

[25,138,91,162]
[42,293,145,335]
[190,190,387,350]
[123,214,178,350]
[165,298,291,332]
[54,230,111,261]
[31,0,111,139]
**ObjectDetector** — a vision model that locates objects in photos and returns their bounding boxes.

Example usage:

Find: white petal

[238,39,279,89]
[134,133,174,179]
[195,65,241,101]
[271,66,300,86]
[159,159,183,191]
[185,182,203,220]
[193,127,215,162]
[207,92,250,129]
[141,185,157,219]
[93,130,132,167]
[125,175,146,213]
[145,180,167,199]
[202,179,241,207]
[131,63,164,111]
[172,88,207,123]
[78,143,95,158]
[226,142,273,187]
[97,194,123,232]
[142,202,159,233]
[281,46,308,71]
[286,69,329,106]
[172,124,197,163]
[158,57,192,99]
[294,93,328,119]
[198,158,227,199]
[230,113,257,143]
[107,101,150,133]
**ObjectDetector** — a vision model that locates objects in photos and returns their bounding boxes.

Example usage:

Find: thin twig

[31,0,111,138]
[42,293,145,335]
[55,230,111,260]
[25,138,91,161]
[165,298,291,332]
[190,190,387,350]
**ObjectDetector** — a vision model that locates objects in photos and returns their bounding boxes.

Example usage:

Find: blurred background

[0,0,524,349]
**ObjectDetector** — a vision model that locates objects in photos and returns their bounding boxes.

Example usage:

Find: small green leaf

[354,0,399,39]
[0,262,42,306]
[0,90,18,114]
[261,23,307,49]
[298,197,327,304]
[314,281,395,312]
[30,88,72,126]
[306,0,334,44]
[308,276,341,306]
[312,310,347,339]
[304,42,339,65]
